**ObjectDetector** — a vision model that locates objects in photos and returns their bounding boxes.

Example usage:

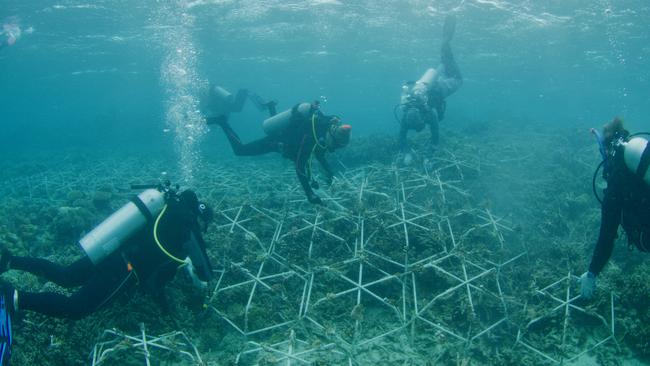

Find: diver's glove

[580,271,597,299]
[307,192,323,205]
[310,180,320,190]
[185,259,208,289]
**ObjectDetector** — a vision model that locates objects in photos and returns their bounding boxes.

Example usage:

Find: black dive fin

[248,93,278,116]
[247,92,266,111]
[442,14,456,43]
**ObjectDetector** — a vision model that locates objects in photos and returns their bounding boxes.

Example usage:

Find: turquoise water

[1,1,648,157]
[1,1,650,365]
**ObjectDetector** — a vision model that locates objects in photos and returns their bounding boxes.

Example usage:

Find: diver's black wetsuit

[399,42,462,153]
[588,148,650,275]
[217,104,335,200]
[9,192,212,319]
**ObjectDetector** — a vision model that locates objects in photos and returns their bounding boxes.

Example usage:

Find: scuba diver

[580,118,650,299]
[397,14,462,165]
[0,184,214,321]
[205,88,351,205]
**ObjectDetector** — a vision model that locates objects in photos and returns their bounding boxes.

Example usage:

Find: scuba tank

[398,69,438,131]
[79,189,166,265]
[400,69,438,106]
[204,85,248,116]
[622,137,650,186]
[262,102,312,136]
[591,132,650,204]
[412,68,438,99]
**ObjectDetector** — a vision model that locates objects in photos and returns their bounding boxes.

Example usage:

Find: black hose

[592,160,605,205]
[131,180,171,191]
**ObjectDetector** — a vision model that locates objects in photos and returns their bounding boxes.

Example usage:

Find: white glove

[580,271,597,299]
[185,259,208,289]
[403,153,413,166]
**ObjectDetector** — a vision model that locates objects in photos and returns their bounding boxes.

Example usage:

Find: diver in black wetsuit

[208,101,352,205]
[398,15,463,165]
[580,118,650,299]
[0,189,214,319]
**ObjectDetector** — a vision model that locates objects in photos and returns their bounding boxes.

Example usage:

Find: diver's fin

[248,93,278,116]
[442,14,456,44]
[0,292,12,366]
[266,100,278,117]
[248,93,275,110]
[247,92,265,110]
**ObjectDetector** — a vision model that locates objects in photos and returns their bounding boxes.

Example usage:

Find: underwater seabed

[1,121,649,366]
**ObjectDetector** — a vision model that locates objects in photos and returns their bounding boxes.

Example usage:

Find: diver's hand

[310,180,320,190]
[307,192,323,205]
[580,271,597,299]
[186,261,208,289]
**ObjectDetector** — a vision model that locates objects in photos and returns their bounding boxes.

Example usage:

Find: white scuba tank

[412,68,438,99]
[205,86,233,116]
[623,137,650,186]
[262,102,312,136]
[79,189,166,265]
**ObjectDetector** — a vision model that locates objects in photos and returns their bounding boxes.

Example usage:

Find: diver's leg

[437,15,462,98]
[217,119,279,156]
[17,259,134,319]
[442,14,456,44]
[9,255,95,288]
[437,43,463,98]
